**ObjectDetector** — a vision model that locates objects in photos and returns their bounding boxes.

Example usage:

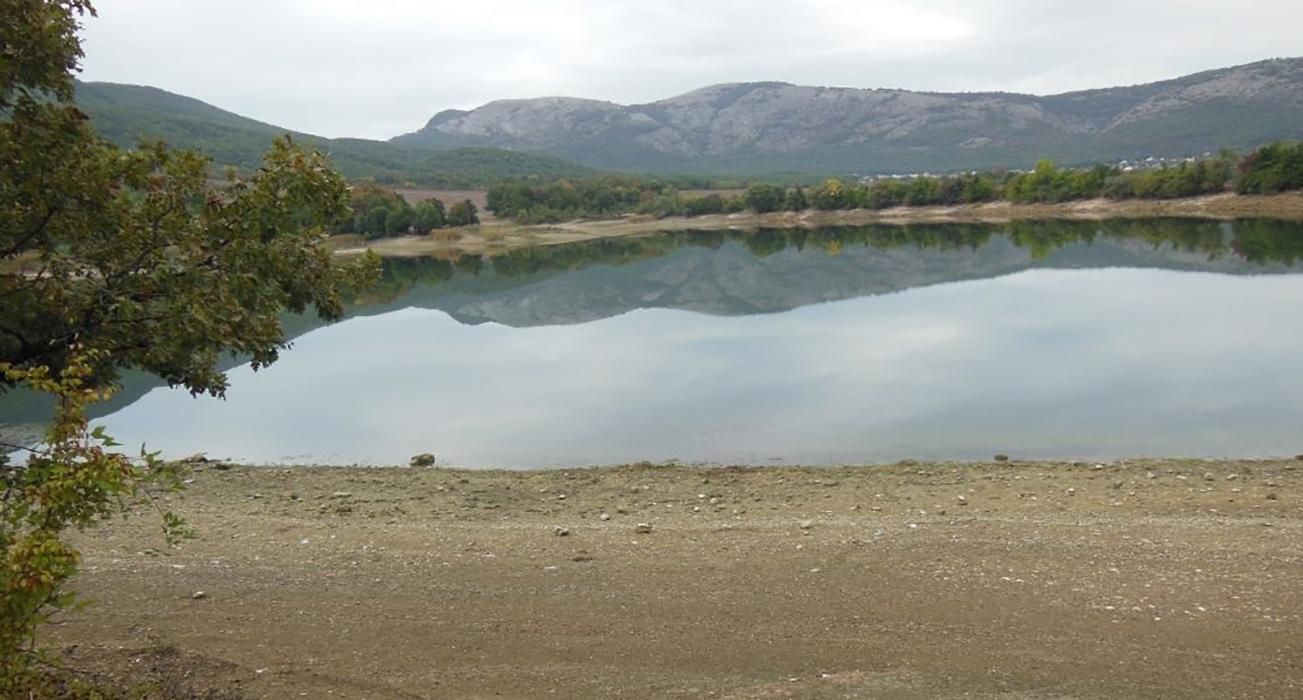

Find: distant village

[855,153,1223,183]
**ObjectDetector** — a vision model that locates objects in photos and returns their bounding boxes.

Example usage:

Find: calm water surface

[81,221,1303,466]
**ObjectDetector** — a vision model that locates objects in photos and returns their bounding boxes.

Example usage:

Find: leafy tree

[811,179,849,210]
[0,0,378,685]
[685,193,726,216]
[447,199,480,226]
[1236,142,1303,194]
[384,205,414,235]
[784,186,809,211]
[413,198,447,232]
[744,183,784,213]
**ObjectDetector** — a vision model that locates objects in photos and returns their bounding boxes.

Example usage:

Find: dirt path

[332,191,1303,259]
[55,458,1302,698]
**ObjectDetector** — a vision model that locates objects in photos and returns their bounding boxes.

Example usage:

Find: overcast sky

[77,0,1302,140]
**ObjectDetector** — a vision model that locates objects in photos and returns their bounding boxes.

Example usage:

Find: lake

[19,220,1303,466]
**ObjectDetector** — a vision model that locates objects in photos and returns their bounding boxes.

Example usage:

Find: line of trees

[486,143,1303,223]
[336,184,480,239]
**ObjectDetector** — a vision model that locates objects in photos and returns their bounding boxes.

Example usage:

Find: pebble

[1266,493,1278,501]
[191,591,207,600]
[955,495,968,505]
[1066,488,1077,496]
[993,454,1010,462]
[331,491,353,499]
[599,513,611,521]
[634,523,653,534]
[798,519,815,530]
[553,526,570,537]
[1093,464,1105,471]
[1204,473,1216,482]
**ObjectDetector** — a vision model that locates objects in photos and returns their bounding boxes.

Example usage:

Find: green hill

[75,82,597,187]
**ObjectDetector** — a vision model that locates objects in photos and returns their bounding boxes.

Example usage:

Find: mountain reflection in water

[5,219,1303,467]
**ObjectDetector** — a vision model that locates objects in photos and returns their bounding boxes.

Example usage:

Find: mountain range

[77,58,1303,181]
[393,58,1303,174]
[75,82,596,187]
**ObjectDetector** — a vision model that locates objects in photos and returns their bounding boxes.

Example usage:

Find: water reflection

[84,220,1303,466]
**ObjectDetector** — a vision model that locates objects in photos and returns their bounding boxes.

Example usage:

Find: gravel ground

[54,458,1303,699]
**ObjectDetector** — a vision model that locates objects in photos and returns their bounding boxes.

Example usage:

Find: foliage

[486,145,1303,224]
[744,183,784,213]
[413,198,447,232]
[1,0,379,685]
[446,199,480,227]
[0,354,194,691]
[1235,141,1303,194]
[336,186,473,239]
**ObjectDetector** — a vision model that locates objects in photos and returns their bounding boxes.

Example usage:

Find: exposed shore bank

[58,458,1302,698]
[335,190,1303,258]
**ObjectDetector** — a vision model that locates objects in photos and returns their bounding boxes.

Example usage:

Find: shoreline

[57,457,1301,698]
[335,190,1303,258]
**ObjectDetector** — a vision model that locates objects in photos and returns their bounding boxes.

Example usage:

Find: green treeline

[486,143,1303,223]
[335,184,480,239]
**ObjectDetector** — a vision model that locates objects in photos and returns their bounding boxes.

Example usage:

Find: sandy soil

[53,458,1302,699]
[333,191,1303,259]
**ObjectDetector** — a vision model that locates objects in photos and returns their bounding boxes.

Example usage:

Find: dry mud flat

[59,459,1302,699]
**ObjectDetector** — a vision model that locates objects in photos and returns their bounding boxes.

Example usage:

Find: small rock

[1093,464,1105,471]
[330,491,353,499]
[409,453,436,467]
[1146,471,1157,480]
[634,523,653,534]
[1066,488,1077,496]
[1225,473,1239,481]
[798,519,815,530]
[554,526,570,537]
[599,513,611,521]
[1203,473,1216,482]
[993,454,1010,462]
[1266,493,1278,501]
[191,591,207,600]
[955,495,968,505]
